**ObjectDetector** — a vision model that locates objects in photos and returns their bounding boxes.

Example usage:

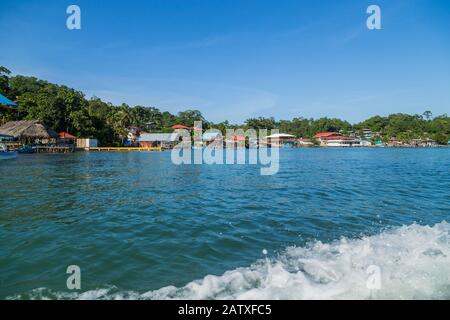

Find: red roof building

[172,125,192,130]
[59,132,76,139]
[313,132,361,147]
[227,135,245,141]
[313,132,341,139]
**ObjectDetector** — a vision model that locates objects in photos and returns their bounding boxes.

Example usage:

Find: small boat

[0,143,17,160]
[18,145,37,154]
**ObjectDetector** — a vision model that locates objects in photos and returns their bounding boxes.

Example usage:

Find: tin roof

[266,133,296,139]
[0,93,17,107]
[314,132,340,138]
[203,132,222,141]
[138,133,179,142]
[172,125,191,130]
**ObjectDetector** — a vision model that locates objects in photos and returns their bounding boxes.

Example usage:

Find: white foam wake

[10,222,450,300]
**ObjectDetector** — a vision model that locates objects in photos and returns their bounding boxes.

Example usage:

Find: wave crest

[9,222,450,300]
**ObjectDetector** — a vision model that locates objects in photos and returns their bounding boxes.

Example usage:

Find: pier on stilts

[35,146,75,153]
[88,147,163,152]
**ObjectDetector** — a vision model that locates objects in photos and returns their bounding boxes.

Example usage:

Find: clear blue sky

[1,0,449,123]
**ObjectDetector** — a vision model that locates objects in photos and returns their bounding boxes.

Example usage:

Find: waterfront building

[125,127,141,146]
[313,132,340,145]
[225,135,245,141]
[373,138,384,146]
[0,133,17,159]
[224,135,246,148]
[0,134,14,142]
[323,136,361,147]
[172,124,192,131]
[410,138,438,147]
[266,133,296,148]
[387,137,403,147]
[58,132,76,147]
[203,132,222,141]
[76,138,98,150]
[0,120,58,145]
[298,138,314,147]
[0,134,15,154]
[362,128,373,140]
[139,133,180,149]
[313,132,360,147]
[203,132,223,146]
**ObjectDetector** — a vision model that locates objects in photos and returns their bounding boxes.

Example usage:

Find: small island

[1,66,449,152]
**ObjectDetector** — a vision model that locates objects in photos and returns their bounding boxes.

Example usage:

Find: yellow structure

[88,147,162,152]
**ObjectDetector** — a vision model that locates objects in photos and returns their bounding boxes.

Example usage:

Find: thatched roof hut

[0,120,58,140]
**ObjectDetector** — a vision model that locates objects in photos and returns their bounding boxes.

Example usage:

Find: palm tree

[423,110,433,121]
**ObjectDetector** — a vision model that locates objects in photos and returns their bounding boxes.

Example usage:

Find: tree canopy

[1,66,449,145]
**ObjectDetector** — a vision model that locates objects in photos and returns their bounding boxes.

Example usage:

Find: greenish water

[0,148,449,299]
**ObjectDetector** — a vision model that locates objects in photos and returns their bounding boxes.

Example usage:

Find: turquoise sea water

[0,148,449,299]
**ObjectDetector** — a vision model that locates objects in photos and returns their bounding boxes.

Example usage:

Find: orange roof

[314,132,341,138]
[325,136,354,140]
[59,132,76,139]
[227,135,245,141]
[172,125,191,130]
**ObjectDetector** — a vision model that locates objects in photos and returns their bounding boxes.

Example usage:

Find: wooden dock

[36,146,75,153]
[88,147,163,152]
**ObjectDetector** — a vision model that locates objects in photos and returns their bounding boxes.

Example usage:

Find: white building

[313,132,361,147]
[324,136,361,147]
[298,138,314,147]
[266,133,296,148]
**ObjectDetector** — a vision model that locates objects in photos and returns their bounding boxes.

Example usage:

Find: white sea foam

[9,222,450,300]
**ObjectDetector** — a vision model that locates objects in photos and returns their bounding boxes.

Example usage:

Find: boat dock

[88,147,162,152]
[36,146,75,153]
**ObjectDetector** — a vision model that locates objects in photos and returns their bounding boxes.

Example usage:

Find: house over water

[138,133,180,149]
[266,133,297,148]
[0,120,58,144]
[410,138,437,147]
[202,132,223,146]
[298,138,314,147]
[314,132,361,147]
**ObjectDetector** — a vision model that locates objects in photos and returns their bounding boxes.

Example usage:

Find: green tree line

[1,66,449,145]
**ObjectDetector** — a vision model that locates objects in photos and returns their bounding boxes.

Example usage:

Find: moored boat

[18,145,37,154]
[0,135,17,160]
[0,144,17,160]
